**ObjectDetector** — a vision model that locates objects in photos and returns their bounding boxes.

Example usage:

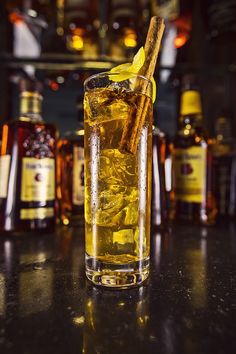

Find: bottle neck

[19,92,43,122]
[215,117,233,144]
[180,114,203,128]
[179,89,203,132]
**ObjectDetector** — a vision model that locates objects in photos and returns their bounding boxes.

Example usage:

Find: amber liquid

[57,131,84,225]
[84,87,153,286]
[172,118,217,225]
[0,119,57,233]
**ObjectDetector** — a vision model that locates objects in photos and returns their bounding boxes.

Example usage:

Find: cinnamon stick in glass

[119,17,165,154]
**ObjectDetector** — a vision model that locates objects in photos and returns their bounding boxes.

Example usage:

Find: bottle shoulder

[1,119,57,158]
[4,118,57,129]
[59,128,84,142]
[174,131,208,149]
[211,140,236,157]
[57,131,84,152]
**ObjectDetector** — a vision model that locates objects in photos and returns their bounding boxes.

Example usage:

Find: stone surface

[0,222,236,354]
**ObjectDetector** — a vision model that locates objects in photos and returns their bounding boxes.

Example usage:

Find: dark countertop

[0,223,236,354]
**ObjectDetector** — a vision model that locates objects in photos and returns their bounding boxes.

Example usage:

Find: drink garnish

[119,17,165,154]
[109,47,156,103]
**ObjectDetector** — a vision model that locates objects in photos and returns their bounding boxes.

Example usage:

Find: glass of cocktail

[84,72,153,287]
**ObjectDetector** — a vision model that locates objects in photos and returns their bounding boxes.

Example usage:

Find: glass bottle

[57,105,84,226]
[171,78,217,225]
[152,126,168,229]
[41,0,68,54]
[6,0,49,58]
[108,0,140,60]
[0,79,57,234]
[212,115,236,218]
[64,0,99,57]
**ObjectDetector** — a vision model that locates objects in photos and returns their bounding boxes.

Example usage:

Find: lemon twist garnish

[109,47,156,103]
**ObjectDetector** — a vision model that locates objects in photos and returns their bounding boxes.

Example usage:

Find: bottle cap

[180,90,202,116]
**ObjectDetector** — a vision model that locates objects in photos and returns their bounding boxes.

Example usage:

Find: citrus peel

[109,47,156,103]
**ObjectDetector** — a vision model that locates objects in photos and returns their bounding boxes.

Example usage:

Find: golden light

[1,125,8,155]
[63,218,69,226]
[123,30,137,48]
[71,35,84,51]
[73,316,85,326]
[174,32,189,49]
[184,129,190,136]
[195,136,201,143]
[57,27,64,36]
[75,129,84,136]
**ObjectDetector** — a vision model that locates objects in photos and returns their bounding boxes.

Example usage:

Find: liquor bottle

[41,0,68,54]
[108,0,140,59]
[152,126,168,229]
[212,115,236,218]
[64,0,99,57]
[171,77,217,225]
[57,102,84,226]
[6,0,49,58]
[0,79,57,234]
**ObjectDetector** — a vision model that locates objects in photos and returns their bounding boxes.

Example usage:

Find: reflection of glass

[152,126,168,228]
[2,235,54,318]
[18,238,54,317]
[84,72,153,287]
[151,229,172,273]
[0,273,6,318]
[19,265,53,316]
[185,233,207,309]
[83,284,150,354]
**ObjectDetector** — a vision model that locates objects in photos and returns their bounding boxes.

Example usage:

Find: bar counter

[0,222,236,354]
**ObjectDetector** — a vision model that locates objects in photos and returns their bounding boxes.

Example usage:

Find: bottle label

[72,147,84,206]
[21,158,55,202]
[173,146,207,203]
[20,207,54,220]
[0,155,11,198]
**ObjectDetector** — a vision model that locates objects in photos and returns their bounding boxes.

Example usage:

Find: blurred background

[0,0,236,138]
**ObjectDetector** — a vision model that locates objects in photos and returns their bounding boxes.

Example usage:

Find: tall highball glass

[84,72,153,288]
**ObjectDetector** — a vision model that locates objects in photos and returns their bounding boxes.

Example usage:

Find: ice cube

[99,149,137,186]
[85,89,118,123]
[96,189,125,226]
[124,202,139,225]
[113,229,134,245]
[112,200,138,226]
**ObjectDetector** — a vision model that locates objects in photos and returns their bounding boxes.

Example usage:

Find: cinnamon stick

[119,17,165,154]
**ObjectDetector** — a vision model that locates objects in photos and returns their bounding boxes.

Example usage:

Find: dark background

[0,0,236,139]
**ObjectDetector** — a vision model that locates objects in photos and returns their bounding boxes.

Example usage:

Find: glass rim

[84,71,153,90]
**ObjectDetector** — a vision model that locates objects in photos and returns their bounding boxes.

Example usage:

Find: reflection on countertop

[0,223,236,354]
